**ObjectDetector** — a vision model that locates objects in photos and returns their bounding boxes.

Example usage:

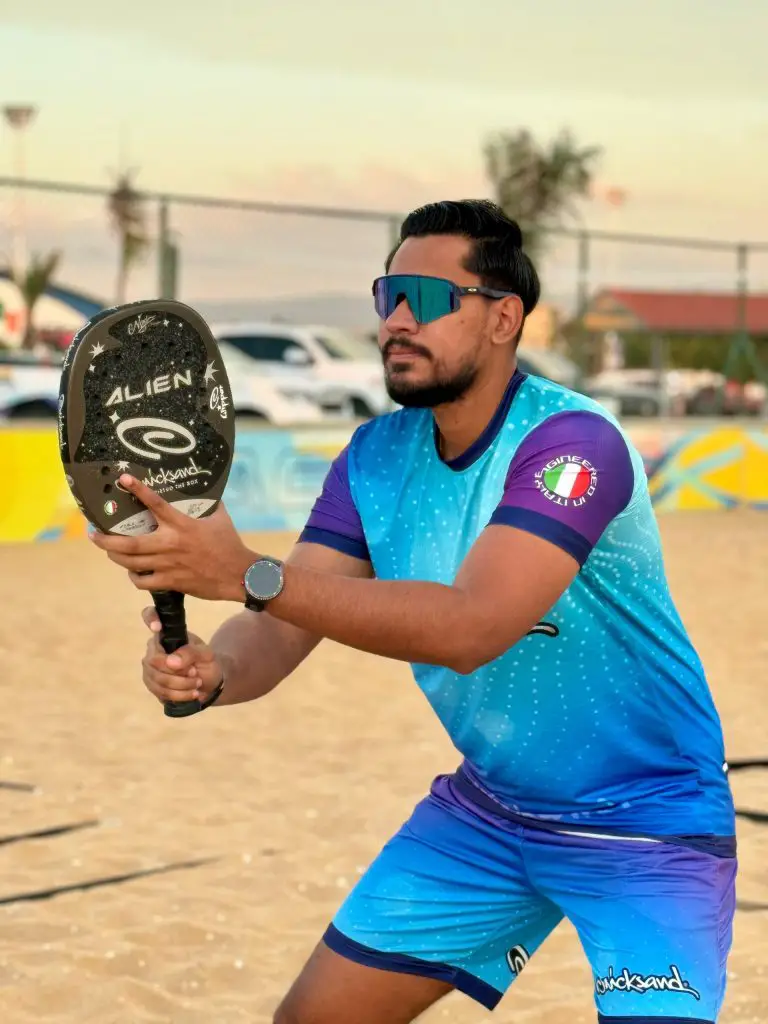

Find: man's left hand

[89,474,254,601]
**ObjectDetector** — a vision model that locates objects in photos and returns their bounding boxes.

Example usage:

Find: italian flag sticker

[542,461,593,499]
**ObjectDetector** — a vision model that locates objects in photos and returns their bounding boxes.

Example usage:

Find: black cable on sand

[0,820,100,848]
[728,759,768,772]
[735,808,768,825]
[737,900,768,913]
[0,857,218,906]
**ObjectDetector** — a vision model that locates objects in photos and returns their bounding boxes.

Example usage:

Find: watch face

[245,559,283,601]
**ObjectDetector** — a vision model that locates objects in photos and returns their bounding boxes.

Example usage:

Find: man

[92,200,737,1024]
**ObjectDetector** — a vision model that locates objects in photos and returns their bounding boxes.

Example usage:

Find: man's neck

[434,363,517,464]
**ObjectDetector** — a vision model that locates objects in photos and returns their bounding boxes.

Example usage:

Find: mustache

[381,338,432,360]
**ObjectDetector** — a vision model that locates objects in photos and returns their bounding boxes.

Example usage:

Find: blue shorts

[325,773,737,1022]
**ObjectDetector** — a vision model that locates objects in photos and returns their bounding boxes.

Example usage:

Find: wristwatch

[243,557,285,612]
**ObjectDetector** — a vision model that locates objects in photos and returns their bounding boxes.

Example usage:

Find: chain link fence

[1,176,767,400]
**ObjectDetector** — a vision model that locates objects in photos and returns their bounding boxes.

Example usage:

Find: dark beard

[385,362,478,408]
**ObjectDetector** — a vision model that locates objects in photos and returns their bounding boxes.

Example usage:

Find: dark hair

[385,199,540,320]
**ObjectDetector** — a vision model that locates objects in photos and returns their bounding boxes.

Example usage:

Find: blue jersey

[301,370,734,838]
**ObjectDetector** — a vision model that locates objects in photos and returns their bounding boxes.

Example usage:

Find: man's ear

[491,295,525,348]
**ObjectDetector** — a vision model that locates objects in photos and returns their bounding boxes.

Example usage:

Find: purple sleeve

[298,447,370,561]
[489,410,635,565]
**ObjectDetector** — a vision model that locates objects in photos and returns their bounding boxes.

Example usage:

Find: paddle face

[59,299,234,535]
[59,299,236,718]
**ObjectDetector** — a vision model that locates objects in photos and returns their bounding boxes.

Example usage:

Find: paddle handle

[153,590,202,718]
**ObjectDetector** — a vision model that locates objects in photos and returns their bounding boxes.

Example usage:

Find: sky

[1,0,767,310]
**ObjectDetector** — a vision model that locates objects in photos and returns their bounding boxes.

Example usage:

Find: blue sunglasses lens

[373,276,457,324]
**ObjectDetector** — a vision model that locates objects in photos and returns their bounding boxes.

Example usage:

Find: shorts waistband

[451,766,737,858]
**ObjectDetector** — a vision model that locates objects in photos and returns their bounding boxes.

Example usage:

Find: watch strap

[200,676,225,711]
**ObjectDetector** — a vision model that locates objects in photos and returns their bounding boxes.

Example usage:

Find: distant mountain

[192,292,379,335]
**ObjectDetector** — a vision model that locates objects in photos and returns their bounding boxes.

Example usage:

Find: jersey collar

[435,368,527,472]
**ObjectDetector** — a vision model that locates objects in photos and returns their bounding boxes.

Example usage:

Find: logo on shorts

[594,964,700,1001]
[506,944,530,976]
[535,455,597,508]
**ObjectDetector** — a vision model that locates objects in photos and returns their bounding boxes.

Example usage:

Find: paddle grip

[153,590,202,718]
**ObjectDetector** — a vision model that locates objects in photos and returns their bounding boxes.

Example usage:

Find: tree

[107,170,149,305]
[484,128,601,260]
[11,249,62,349]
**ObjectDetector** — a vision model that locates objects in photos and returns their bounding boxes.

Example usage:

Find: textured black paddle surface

[59,300,235,536]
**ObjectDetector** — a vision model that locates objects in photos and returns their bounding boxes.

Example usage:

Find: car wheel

[639,399,659,417]
[350,397,374,419]
[235,409,268,421]
[6,400,57,419]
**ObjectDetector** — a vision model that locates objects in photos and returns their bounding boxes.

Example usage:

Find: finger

[107,551,168,573]
[142,607,162,633]
[90,529,165,556]
[118,475,183,523]
[128,570,174,592]
[145,674,203,703]
[149,644,213,673]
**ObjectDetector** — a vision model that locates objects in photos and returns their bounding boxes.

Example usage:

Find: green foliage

[10,250,62,349]
[562,328,768,383]
[620,332,768,382]
[484,128,601,259]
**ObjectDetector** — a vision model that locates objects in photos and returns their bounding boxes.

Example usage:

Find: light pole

[3,105,38,279]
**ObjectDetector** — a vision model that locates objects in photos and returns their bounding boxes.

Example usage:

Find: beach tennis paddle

[58,299,236,718]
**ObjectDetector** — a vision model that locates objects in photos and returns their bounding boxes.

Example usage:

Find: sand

[0,510,766,1023]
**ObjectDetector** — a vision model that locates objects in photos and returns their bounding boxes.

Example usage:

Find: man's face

[378,235,494,408]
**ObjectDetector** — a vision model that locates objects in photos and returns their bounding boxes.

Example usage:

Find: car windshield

[218,341,260,370]
[311,329,376,361]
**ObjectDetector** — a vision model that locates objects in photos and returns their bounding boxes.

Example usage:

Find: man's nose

[385,295,419,334]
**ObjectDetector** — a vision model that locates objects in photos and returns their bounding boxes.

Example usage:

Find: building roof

[581,288,768,335]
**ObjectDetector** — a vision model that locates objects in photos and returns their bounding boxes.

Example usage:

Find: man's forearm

[261,564,479,672]
[209,610,320,706]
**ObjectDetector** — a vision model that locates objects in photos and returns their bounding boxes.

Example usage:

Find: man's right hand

[141,606,224,705]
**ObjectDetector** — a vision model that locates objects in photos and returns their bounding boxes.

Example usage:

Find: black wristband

[200,677,225,711]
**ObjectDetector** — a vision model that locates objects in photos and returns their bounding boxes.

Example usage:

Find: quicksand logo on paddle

[535,455,597,508]
[595,964,701,1001]
[142,457,212,494]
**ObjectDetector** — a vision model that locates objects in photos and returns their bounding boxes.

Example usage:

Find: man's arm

[210,541,372,705]
[97,414,634,674]
[210,439,376,700]
[262,528,578,674]
[256,410,635,673]
[178,443,373,706]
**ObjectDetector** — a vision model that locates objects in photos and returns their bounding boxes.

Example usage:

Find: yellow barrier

[646,425,768,511]
[1,428,87,542]
[1,422,767,543]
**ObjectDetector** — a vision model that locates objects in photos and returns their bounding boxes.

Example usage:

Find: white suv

[209,321,391,419]
[216,342,326,425]
[0,344,324,426]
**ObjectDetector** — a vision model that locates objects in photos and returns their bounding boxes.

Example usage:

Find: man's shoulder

[521,374,624,429]
[519,375,642,454]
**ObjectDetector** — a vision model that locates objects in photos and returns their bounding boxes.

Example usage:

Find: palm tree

[11,249,62,349]
[484,128,601,260]
[107,170,149,305]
